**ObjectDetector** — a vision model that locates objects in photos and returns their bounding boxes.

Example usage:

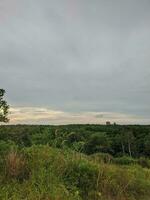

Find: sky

[0,0,150,124]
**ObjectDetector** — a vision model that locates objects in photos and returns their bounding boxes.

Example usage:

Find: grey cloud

[0,0,150,123]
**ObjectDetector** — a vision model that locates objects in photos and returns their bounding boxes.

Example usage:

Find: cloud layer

[9,107,149,125]
[0,0,150,124]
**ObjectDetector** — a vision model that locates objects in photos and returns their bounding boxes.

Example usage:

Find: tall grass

[6,151,26,178]
[0,145,150,200]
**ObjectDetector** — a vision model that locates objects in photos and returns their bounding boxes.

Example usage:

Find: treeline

[0,124,150,158]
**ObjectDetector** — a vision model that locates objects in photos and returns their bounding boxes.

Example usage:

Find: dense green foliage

[0,124,150,200]
[0,124,150,157]
[0,89,9,123]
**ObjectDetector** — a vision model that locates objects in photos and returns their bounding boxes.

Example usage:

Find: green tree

[0,89,9,123]
[84,132,111,154]
[119,130,135,157]
[144,133,150,156]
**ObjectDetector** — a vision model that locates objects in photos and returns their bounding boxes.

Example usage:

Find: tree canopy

[0,89,9,123]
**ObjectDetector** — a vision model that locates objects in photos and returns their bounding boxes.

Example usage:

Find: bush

[63,159,98,198]
[113,156,137,165]
[138,157,150,168]
[0,140,16,154]
[84,132,111,154]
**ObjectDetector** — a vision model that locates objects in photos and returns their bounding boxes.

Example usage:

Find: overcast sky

[0,0,150,124]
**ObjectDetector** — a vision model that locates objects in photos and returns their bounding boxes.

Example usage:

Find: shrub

[84,132,111,154]
[0,140,16,154]
[138,157,150,168]
[113,156,137,165]
[63,159,98,198]
[72,141,85,152]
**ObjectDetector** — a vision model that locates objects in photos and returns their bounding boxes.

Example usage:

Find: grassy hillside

[0,125,150,200]
[0,145,150,200]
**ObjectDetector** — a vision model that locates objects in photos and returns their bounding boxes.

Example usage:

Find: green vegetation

[1,124,150,157]
[0,89,9,123]
[0,124,150,200]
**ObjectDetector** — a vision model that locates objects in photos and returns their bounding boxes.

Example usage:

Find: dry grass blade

[5,150,29,180]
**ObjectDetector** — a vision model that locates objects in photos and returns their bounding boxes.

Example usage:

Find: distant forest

[1,124,150,158]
